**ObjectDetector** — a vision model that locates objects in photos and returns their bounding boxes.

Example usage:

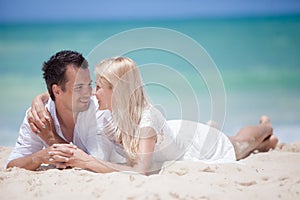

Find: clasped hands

[27,101,89,169]
[46,143,91,169]
[46,143,77,169]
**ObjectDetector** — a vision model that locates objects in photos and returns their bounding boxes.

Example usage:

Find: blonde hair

[94,57,149,164]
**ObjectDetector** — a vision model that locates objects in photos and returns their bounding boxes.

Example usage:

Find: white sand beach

[1,142,300,200]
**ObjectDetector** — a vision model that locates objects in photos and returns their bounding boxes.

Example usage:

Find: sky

[1,0,300,23]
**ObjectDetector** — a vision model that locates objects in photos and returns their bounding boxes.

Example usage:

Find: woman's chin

[98,102,111,111]
[98,106,109,111]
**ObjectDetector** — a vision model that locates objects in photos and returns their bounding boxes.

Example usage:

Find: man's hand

[47,143,83,169]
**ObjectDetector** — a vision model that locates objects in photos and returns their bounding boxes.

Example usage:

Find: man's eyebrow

[74,83,84,86]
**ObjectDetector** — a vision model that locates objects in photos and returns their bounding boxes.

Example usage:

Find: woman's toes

[259,115,271,125]
[259,115,273,136]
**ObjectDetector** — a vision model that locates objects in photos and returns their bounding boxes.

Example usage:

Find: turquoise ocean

[1,16,300,146]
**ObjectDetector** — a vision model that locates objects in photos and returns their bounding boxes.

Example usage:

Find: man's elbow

[6,160,15,169]
[6,160,30,170]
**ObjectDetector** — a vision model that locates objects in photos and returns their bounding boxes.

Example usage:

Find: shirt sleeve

[6,108,46,166]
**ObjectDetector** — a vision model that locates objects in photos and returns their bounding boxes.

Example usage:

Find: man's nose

[81,85,92,96]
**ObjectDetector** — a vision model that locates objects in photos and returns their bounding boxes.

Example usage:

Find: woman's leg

[229,115,278,160]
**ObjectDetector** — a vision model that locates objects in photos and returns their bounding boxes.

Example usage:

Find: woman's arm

[37,111,67,145]
[28,92,66,145]
[28,92,50,133]
[53,127,157,175]
[84,127,156,174]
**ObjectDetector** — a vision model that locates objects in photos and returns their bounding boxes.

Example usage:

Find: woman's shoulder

[139,105,166,133]
[141,105,165,122]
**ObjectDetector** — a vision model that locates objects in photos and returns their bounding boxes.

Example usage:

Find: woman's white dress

[97,106,236,172]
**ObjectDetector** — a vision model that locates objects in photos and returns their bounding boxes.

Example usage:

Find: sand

[1,143,300,200]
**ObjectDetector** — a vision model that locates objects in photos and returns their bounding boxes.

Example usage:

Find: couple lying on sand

[6,50,278,175]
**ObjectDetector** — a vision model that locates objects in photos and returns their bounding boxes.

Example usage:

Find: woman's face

[95,78,112,111]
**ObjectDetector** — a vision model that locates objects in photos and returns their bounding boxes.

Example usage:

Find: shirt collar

[45,98,67,142]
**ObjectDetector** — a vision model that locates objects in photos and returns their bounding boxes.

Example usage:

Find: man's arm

[6,113,49,170]
[50,127,157,175]
[7,144,76,170]
[6,109,69,170]
[7,148,49,170]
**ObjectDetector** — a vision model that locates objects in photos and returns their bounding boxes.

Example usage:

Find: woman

[29,57,278,175]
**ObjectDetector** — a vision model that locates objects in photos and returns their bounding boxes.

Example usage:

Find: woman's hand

[40,109,66,145]
[66,148,93,169]
[48,144,92,170]
[27,92,65,145]
[46,128,157,174]
[47,143,78,168]
[27,92,50,134]
[28,107,66,145]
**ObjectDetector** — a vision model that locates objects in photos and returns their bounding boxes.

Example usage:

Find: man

[6,50,112,170]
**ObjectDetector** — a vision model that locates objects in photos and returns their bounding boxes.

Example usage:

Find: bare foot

[255,115,278,152]
[229,115,275,160]
[256,135,278,152]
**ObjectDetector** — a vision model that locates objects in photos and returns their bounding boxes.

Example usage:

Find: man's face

[58,65,92,113]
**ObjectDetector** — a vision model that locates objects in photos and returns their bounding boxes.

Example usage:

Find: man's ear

[52,84,61,97]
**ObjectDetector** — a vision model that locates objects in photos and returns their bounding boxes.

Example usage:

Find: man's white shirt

[6,97,113,166]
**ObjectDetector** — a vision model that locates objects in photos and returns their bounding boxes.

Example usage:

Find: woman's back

[98,106,236,173]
